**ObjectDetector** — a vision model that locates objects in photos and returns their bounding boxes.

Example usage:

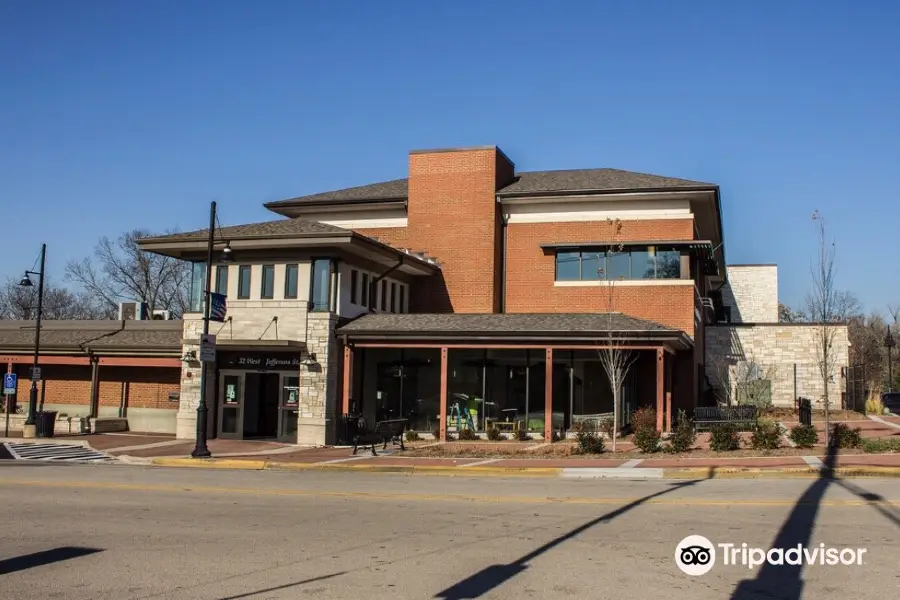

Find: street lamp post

[18,243,46,437]
[885,328,896,394]
[192,201,232,458]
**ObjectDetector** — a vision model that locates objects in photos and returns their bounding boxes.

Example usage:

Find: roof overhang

[265,199,406,218]
[182,338,307,348]
[139,231,439,276]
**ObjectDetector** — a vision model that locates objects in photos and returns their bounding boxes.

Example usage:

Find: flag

[209,292,227,322]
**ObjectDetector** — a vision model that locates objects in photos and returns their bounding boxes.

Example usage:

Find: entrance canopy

[337,312,692,351]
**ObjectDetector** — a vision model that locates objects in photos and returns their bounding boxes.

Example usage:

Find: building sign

[218,352,302,371]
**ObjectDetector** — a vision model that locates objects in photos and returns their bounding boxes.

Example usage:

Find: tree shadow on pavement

[433,477,709,599]
[0,546,103,575]
[728,435,899,600]
[216,571,346,600]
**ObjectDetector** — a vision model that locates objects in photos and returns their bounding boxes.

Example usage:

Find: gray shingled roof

[141,218,350,243]
[0,321,183,352]
[337,313,673,335]
[264,168,715,208]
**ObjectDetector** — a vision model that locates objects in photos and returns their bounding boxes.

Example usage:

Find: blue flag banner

[209,292,227,322]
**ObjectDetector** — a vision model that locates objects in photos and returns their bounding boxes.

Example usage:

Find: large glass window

[237,265,251,299]
[555,246,685,281]
[356,348,441,432]
[260,265,275,299]
[215,265,228,297]
[190,262,206,313]
[284,264,298,299]
[310,259,332,311]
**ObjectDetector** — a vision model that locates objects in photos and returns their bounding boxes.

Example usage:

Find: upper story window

[190,262,206,313]
[390,282,397,312]
[380,280,387,311]
[237,265,252,299]
[260,265,275,299]
[555,245,682,281]
[284,264,298,299]
[399,285,406,313]
[310,259,332,312]
[360,273,369,307]
[215,266,229,297]
[350,269,359,305]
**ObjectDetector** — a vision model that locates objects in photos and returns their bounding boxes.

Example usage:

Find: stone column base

[22,424,36,439]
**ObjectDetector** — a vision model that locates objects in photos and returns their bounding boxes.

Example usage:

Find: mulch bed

[760,408,869,421]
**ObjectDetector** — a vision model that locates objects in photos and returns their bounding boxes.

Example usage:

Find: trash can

[36,411,57,438]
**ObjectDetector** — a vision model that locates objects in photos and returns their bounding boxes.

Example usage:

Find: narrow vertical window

[399,285,406,313]
[350,269,359,305]
[215,266,229,297]
[260,265,275,299]
[190,262,206,312]
[360,273,369,307]
[380,280,387,311]
[284,264,298,299]
[310,259,332,312]
[237,266,251,299]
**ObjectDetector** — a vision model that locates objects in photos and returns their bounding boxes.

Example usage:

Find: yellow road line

[1,478,897,507]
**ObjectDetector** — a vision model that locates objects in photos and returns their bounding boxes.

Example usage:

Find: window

[554,246,684,281]
[260,265,275,299]
[390,282,397,312]
[189,262,206,312]
[237,266,252,299]
[360,273,369,307]
[215,266,229,297]
[284,264,298,299]
[380,280,387,311]
[310,259,332,312]
[350,269,359,305]
[399,285,406,313]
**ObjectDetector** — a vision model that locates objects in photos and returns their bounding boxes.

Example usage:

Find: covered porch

[336,314,693,441]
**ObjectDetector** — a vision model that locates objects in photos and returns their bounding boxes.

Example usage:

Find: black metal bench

[693,406,758,431]
[352,418,408,456]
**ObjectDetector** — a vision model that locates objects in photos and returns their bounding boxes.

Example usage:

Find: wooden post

[665,392,672,433]
[439,347,448,442]
[544,348,553,441]
[656,348,664,432]
[341,345,352,415]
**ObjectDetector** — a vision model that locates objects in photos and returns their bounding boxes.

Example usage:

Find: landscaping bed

[759,408,868,421]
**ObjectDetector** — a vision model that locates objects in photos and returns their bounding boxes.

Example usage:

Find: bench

[352,418,408,456]
[693,406,758,431]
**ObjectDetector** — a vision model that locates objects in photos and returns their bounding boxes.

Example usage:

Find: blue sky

[1,0,898,313]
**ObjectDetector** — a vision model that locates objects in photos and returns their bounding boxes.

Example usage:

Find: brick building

[0,320,182,433]
[140,145,731,444]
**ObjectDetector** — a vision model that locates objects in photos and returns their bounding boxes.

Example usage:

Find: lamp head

[220,243,234,263]
[18,273,33,288]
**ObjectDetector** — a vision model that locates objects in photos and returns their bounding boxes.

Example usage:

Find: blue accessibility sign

[3,373,17,395]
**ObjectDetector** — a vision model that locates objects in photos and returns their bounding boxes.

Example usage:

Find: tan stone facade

[720,265,779,323]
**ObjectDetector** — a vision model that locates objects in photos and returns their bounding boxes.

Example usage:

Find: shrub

[573,422,605,454]
[750,419,783,450]
[789,424,818,448]
[861,437,900,453]
[486,426,502,441]
[832,423,862,449]
[632,407,661,453]
[665,410,696,453]
[457,428,478,441]
[709,424,741,452]
[405,430,421,442]
[515,429,532,441]
[866,395,885,415]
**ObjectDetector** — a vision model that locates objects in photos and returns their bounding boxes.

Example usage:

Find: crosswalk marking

[3,442,111,462]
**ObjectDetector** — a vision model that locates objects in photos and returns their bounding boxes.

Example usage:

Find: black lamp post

[192,201,232,458]
[886,328,896,394]
[18,243,46,433]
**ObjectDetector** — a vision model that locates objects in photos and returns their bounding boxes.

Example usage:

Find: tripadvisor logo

[675,535,867,575]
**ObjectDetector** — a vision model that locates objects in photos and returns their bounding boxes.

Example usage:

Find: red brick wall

[505,219,696,332]
[11,364,180,411]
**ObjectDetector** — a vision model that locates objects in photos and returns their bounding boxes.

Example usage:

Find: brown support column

[342,345,352,415]
[656,348,665,432]
[439,347,448,441]
[545,348,553,441]
[665,354,673,432]
[89,356,100,418]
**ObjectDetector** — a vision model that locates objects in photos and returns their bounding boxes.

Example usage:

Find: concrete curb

[146,458,900,480]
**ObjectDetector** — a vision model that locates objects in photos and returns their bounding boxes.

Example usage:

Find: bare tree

[778,302,807,323]
[0,278,108,320]
[807,209,840,448]
[66,229,191,318]
[596,218,638,451]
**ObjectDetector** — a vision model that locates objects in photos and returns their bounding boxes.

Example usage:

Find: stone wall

[721,265,778,323]
[705,324,850,408]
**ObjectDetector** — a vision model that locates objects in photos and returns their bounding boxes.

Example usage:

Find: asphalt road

[1,463,899,600]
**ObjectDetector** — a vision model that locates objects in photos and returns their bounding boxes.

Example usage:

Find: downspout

[370,257,404,312]
[499,205,509,313]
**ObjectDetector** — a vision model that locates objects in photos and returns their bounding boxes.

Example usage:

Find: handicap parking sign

[3,373,17,395]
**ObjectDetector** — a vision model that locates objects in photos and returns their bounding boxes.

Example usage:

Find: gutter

[369,257,404,312]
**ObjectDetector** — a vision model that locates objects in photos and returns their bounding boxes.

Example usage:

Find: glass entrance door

[218,372,244,440]
[278,374,300,443]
